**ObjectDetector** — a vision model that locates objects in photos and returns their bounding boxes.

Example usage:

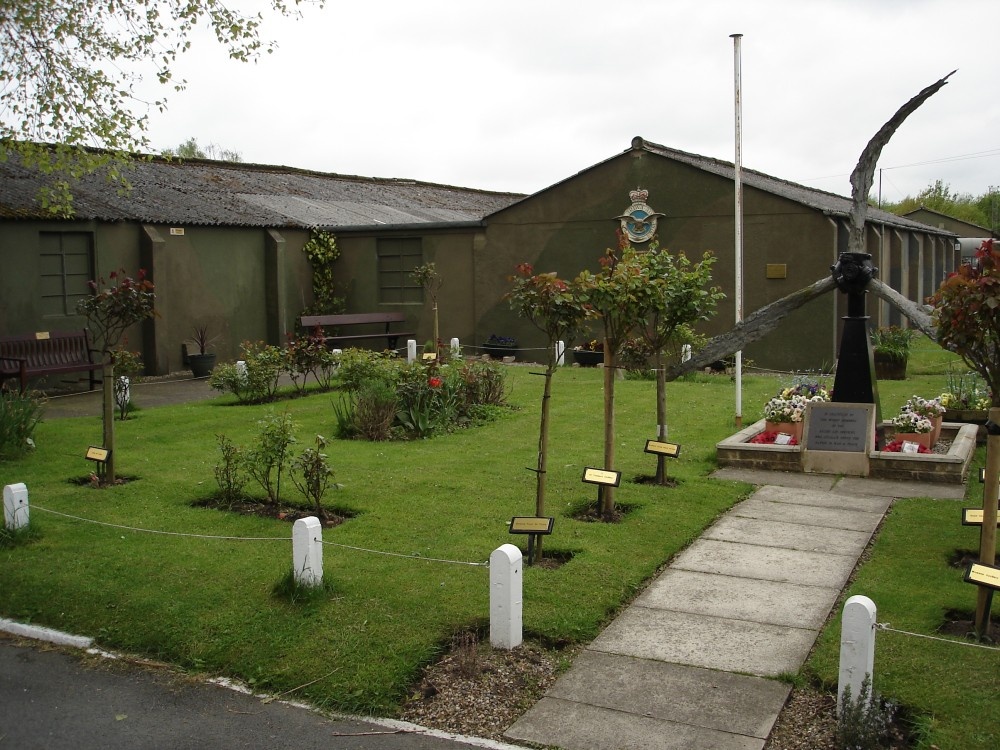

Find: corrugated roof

[0,149,524,228]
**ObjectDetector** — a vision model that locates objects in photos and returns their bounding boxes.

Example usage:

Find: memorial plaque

[644,440,680,458]
[804,403,871,452]
[86,446,109,462]
[509,517,554,534]
[582,467,621,487]
[961,508,1000,527]
[964,562,1000,591]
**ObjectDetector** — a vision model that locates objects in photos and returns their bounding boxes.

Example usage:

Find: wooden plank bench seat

[0,329,102,392]
[300,313,415,352]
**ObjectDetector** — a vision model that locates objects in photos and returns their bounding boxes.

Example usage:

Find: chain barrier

[319,539,489,567]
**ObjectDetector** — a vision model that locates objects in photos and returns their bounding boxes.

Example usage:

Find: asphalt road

[0,636,515,750]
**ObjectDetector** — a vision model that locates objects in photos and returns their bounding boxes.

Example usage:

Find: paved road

[1,636,518,750]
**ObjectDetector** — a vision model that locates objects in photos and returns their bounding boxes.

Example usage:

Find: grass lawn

[1,340,997,748]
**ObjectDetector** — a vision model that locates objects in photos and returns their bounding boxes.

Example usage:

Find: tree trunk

[533,364,555,563]
[601,343,616,518]
[102,362,115,483]
[655,348,667,484]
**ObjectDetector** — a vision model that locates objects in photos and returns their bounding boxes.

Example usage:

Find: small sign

[961,508,1000,527]
[509,517,554,535]
[774,432,794,445]
[86,446,109,463]
[644,440,680,458]
[901,440,921,454]
[169,227,185,236]
[35,331,50,340]
[422,352,437,362]
[964,562,1000,591]
[582,467,621,487]
[804,403,872,452]
[765,263,787,279]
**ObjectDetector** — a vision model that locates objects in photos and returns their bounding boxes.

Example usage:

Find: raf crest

[616,188,664,244]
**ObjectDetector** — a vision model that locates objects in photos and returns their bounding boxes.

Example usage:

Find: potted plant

[903,394,945,445]
[482,334,517,360]
[939,368,991,440]
[187,325,218,377]
[572,339,605,366]
[870,326,914,380]
[888,408,933,449]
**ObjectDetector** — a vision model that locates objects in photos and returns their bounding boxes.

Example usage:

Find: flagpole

[731,33,745,428]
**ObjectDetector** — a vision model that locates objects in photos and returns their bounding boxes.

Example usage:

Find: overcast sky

[139,0,1000,203]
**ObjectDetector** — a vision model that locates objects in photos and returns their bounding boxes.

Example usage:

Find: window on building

[377,238,423,303]
[39,232,94,317]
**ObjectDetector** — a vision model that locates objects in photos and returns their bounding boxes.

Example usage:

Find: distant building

[0,138,957,377]
[901,206,997,264]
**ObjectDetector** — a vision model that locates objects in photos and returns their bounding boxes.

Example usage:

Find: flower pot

[573,349,605,367]
[188,352,217,378]
[928,415,942,446]
[765,420,803,443]
[891,431,931,449]
[873,351,907,380]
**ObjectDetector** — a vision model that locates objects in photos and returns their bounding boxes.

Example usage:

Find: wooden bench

[300,313,415,352]
[0,329,102,392]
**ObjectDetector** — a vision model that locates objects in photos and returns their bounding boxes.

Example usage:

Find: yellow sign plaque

[35,331,50,340]
[86,446,109,462]
[961,508,1000,527]
[422,352,437,361]
[509,517,554,534]
[644,440,680,458]
[582,467,621,487]
[964,562,1000,591]
[765,263,787,279]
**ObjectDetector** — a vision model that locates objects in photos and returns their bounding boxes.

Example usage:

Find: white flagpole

[731,33,745,428]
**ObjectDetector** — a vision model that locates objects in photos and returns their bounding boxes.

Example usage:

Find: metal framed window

[39,232,94,317]
[376,238,423,304]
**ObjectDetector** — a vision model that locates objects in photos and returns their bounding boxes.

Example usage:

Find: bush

[213,434,248,506]
[459,359,509,407]
[354,379,398,441]
[283,333,338,394]
[0,387,44,458]
[209,341,284,404]
[837,675,896,750]
[336,348,399,393]
[243,411,296,503]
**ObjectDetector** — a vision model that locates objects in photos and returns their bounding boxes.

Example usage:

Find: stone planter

[944,408,989,443]
[873,352,907,380]
[764,420,803,443]
[573,349,605,367]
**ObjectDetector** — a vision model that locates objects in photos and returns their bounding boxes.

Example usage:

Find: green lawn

[1,343,997,748]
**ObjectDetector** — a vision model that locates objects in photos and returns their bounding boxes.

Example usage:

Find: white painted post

[681,344,692,362]
[450,337,461,358]
[292,516,323,588]
[407,339,417,363]
[490,543,523,649]
[3,483,29,531]
[554,340,566,366]
[838,594,877,716]
[235,360,248,383]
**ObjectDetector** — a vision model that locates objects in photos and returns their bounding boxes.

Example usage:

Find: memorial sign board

[801,402,875,477]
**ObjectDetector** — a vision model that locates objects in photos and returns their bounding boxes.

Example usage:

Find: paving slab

[671,538,859,588]
[589,607,818,676]
[539,651,791,738]
[506,696,766,750]
[747,484,892,514]
[707,514,872,555]
[710,468,838,491]
[731,497,884,533]
[634,569,840,629]
[834,476,966,500]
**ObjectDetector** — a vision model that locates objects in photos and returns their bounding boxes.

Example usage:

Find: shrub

[243,411,296,503]
[209,341,283,404]
[213,434,248,506]
[354,379,397,441]
[459,359,509,407]
[336,348,399,393]
[837,675,896,750]
[283,333,338,394]
[290,435,335,516]
[0,387,44,458]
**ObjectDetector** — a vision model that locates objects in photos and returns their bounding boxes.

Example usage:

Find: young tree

[637,247,724,484]
[1,0,321,216]
[506,264,591,559]
[77,270,156,483]
[574,240,656,518]
[412,263,443,358]
[928,239,1000,405]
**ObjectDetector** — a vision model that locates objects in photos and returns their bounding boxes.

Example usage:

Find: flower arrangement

[484,334,517,347]
[903,394,944,420]
[882,439,931,454]
[574,339,604,352]
[889,410,932,434]
[749,430,798,446]
[940,369,991,410]
[762,379,831,423]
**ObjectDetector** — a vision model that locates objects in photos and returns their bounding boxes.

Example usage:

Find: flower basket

[873,351,907,380]
[482,335,517,360]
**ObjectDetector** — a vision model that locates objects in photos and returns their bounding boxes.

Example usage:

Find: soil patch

[192,496,354,528]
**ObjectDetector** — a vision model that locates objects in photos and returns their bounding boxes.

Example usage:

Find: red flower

[428,376,442,388]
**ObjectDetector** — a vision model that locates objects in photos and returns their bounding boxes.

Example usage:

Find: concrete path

[505,468,965,750]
